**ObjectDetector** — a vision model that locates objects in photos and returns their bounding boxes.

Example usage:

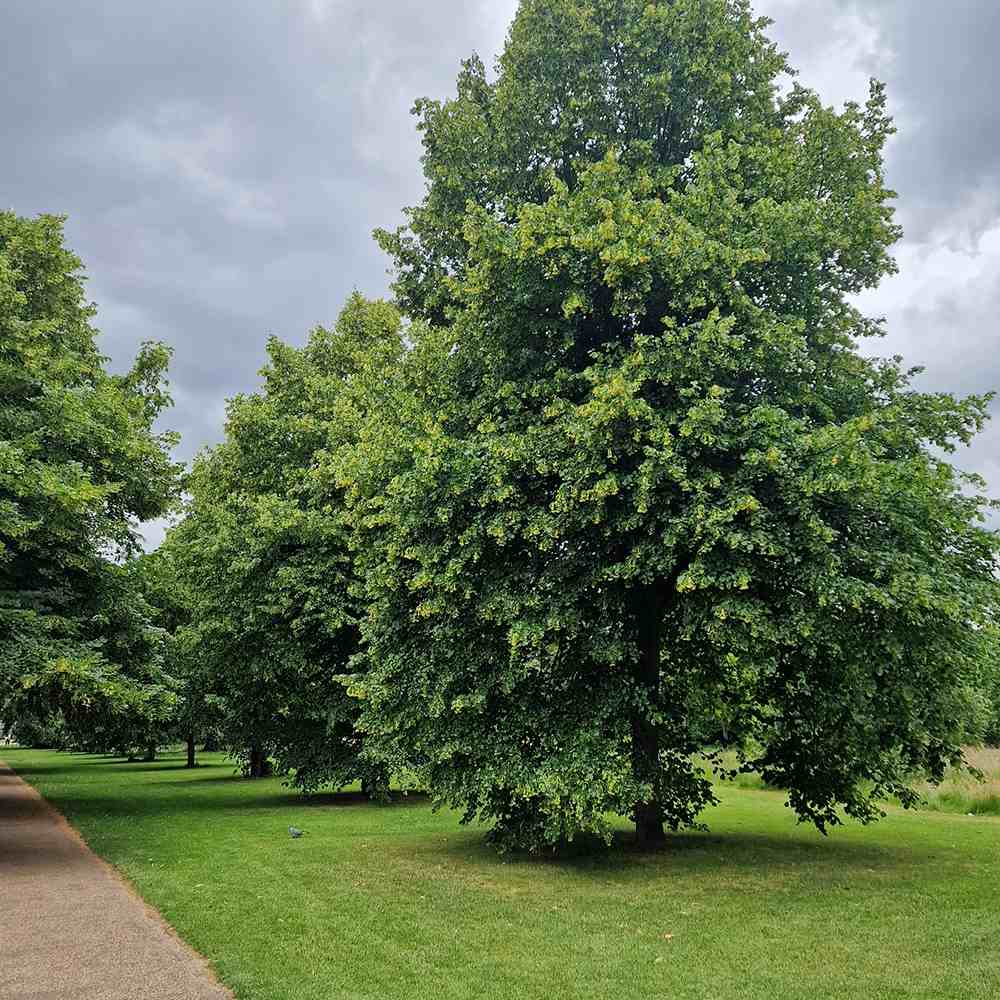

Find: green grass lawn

[3,748,998,1000]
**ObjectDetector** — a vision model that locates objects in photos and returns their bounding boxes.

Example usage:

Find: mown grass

[3,747,999,1000]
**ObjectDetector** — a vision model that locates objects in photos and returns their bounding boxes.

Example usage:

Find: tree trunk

[248,745,272,779]
[632,582,666,848]
[185,733,197,768]
[361,767,390,802]
[143,745,157,763]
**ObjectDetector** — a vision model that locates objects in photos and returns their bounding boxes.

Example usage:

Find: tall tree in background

[346,0,1000,850]
[131,546,223,767]
[12,560,179,760]
[175,294,402,791]
[0,212,181,747]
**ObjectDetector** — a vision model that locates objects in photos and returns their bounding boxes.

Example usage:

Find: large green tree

[344,0,1000,850]
[0,212,181,746]
[174,294,402,790]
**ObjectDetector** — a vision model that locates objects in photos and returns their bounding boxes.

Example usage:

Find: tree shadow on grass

[297,789,431,808]
[11,785,434,823]
[156,772,247,785]
[0,838,94,871]
[2,762,103,779]
[152,770,432,805]
[94,763,207,774]
[4,757,948,882]
[422,823,930,882]
[4,753,188,775]
[6,764,184,779]
[1,771,943,891]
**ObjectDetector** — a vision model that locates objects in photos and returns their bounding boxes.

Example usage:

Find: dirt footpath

[0,762,233,1000]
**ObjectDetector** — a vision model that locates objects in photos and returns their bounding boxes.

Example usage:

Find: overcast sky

[3,1,998,545]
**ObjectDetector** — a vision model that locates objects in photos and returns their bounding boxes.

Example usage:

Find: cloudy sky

[4,1,998,544]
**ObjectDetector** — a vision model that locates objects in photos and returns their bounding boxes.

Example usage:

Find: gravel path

[0,762,233,1000]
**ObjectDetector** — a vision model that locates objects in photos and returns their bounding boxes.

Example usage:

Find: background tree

[346,0,1000,851]
[981,626,1000,747]
[131,545,223,767]
[174,294,402,791]
[0,211,181,749]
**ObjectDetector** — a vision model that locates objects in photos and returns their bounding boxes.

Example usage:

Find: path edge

[0,757,236,999]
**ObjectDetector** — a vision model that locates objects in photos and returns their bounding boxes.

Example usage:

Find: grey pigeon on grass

[289,826,304,838]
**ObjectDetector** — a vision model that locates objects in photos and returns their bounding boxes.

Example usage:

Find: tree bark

[632,582,666,848]
[248,745,272,778]
[143,745,157,763]
[361,767,390,802]
[185,733,197,768]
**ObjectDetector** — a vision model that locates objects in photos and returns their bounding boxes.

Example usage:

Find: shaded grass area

[3,748,999,1000]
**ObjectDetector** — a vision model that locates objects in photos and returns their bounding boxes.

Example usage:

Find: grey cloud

[760,0,1000,243]
[870,249,1000,519]
[758,1,999,522]
[3,0,516,469]
[845,0,1000,244]
[4,0,997,540]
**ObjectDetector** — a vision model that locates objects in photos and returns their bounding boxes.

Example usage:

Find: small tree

[345,0,1000,851]
[131,547,223,767]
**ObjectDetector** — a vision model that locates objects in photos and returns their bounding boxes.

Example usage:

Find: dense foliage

[129,545,225,765]
[341,0,1000,850]
[0,212,181,755]
[5,4,998,853]
[171,295,403,790]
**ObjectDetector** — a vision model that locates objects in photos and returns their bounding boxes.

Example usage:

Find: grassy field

[914,747,1000,816]
[720,747,1000,817]
[3,748,999,1000]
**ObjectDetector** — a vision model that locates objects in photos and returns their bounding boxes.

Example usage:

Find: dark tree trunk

[361,767,390,802]
[248,745,273,779]
[632,582,667,849]
[143,745,157,763]
[185,733,197,768]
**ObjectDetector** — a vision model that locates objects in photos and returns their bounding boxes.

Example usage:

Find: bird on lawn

[289,826,304,838]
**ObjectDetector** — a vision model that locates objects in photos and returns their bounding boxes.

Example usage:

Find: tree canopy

[341,0,1000,850]
[0,211,182,752]
[171,294,404,790]
[5,4,997,856]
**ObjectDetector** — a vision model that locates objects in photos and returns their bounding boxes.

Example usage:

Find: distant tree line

[3,0,999,852]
